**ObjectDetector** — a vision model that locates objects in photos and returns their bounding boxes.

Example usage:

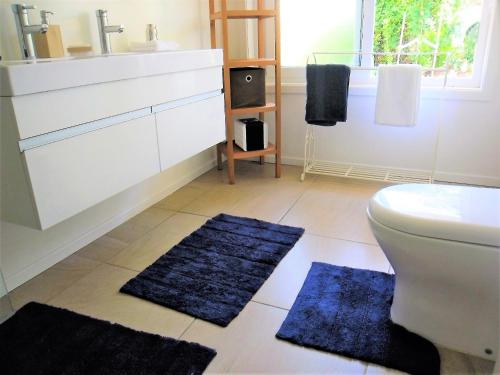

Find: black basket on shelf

[229,67,266,109]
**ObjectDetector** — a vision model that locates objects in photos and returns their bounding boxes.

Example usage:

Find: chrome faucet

[96,9,124,54]
[11,4,49,59]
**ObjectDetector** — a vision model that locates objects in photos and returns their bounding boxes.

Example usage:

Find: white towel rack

[300,51,451,184]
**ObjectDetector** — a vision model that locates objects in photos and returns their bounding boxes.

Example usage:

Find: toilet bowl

[367,183,500,360]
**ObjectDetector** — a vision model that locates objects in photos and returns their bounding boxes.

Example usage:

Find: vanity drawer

[23,115,160,229]
[12,67,223,140]
[155,94,225,171]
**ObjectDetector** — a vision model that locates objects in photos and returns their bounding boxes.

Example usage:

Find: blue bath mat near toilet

[120,213,304,326]
[276,263,440,375]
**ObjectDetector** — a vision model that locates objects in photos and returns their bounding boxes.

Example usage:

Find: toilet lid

[368,184,500,247]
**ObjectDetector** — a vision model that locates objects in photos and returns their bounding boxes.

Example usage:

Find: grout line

[276,185,309,225]
[251,300,290,312]
[176,210,212,219]
[73,252,104,263]
[300,231,381,248]
[102,261,142,274]
[43,260,105,307]
[106,210,175,246]
[178,318,197,340]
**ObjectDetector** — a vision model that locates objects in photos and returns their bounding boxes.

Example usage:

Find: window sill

[266,82,494,102]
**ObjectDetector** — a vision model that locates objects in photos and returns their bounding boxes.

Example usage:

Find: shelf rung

[222,142,276,160]
[211,10,276,20]
[230,103,276,115]
[228,58,276,67]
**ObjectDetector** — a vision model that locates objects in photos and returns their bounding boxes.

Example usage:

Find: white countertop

[0,49,223,97]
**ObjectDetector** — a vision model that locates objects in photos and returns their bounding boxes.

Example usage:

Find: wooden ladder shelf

[209,0,282,184]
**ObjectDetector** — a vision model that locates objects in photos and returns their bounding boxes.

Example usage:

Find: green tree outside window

[374,0,482,76]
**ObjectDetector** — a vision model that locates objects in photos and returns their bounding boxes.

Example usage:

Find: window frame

[279,0,495,90]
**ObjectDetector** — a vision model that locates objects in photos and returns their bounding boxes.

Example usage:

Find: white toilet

[367,183,500,360]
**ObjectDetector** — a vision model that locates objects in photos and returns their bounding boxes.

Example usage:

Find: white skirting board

[265,155,500,187]
[431,171,500,188]
[3,155,217,291]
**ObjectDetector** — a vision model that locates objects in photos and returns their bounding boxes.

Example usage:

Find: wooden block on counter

[34,25,64,58]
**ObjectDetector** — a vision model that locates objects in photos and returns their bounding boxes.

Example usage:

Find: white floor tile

[48,263,194,339]
[181,301,367,374]
[253,234,391,310]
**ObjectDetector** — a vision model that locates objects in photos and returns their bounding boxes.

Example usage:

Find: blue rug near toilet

[0,302,216,375]
[120,213,304,326]
[276,263,440,375]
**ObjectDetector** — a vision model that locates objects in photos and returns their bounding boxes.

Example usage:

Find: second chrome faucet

[96,9,124,54]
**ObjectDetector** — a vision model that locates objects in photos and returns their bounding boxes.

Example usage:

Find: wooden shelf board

[211,10,276,20]
[230,103,276,115]
[222,142,276,159]
[228,58,276,67]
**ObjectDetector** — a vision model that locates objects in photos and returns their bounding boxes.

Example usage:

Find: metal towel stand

[301,51,451,184]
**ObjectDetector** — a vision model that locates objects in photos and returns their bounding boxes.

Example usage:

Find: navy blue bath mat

[120,213,304,326]
[0,302,216,375]
[276,263,440,375]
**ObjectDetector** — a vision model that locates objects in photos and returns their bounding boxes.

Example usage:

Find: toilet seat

[368,184,500,247]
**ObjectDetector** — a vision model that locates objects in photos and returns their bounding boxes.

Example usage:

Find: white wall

[198,0,250,58]
[0,0,203,60]
[0,0,218,291]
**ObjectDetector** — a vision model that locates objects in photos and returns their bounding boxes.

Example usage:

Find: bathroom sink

[1,52,141,67]
[0,49,223,96]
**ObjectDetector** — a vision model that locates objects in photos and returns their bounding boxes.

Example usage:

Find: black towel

[305,64,351,126]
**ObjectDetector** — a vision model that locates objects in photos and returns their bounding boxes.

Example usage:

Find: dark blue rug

[120,213,304,326]
[276,263,440,375]
[0,302,216,375]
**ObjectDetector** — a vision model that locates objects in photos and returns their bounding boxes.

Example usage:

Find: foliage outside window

[374,0,484,77]
[280,0,488,84]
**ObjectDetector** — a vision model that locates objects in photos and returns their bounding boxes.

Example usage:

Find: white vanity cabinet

[155,93,226,171]
[0,49,224,230]
[24,115,160,229]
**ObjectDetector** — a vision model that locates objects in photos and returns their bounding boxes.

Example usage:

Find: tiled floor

[8,162,495,374]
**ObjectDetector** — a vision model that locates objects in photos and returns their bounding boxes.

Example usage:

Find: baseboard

[433,171,500,187]
[6,157,217,291]
[277,155,500,187]
[278,156,303,166]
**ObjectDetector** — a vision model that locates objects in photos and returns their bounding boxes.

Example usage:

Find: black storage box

[230,67,266,109]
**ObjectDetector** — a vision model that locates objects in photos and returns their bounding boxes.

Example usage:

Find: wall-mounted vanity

[0,49,225,230]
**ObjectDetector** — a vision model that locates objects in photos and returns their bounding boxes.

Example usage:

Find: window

[280,0,494,88]
[281,0,363,66]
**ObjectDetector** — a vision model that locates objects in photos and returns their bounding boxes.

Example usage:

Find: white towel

[375,64,422,126]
